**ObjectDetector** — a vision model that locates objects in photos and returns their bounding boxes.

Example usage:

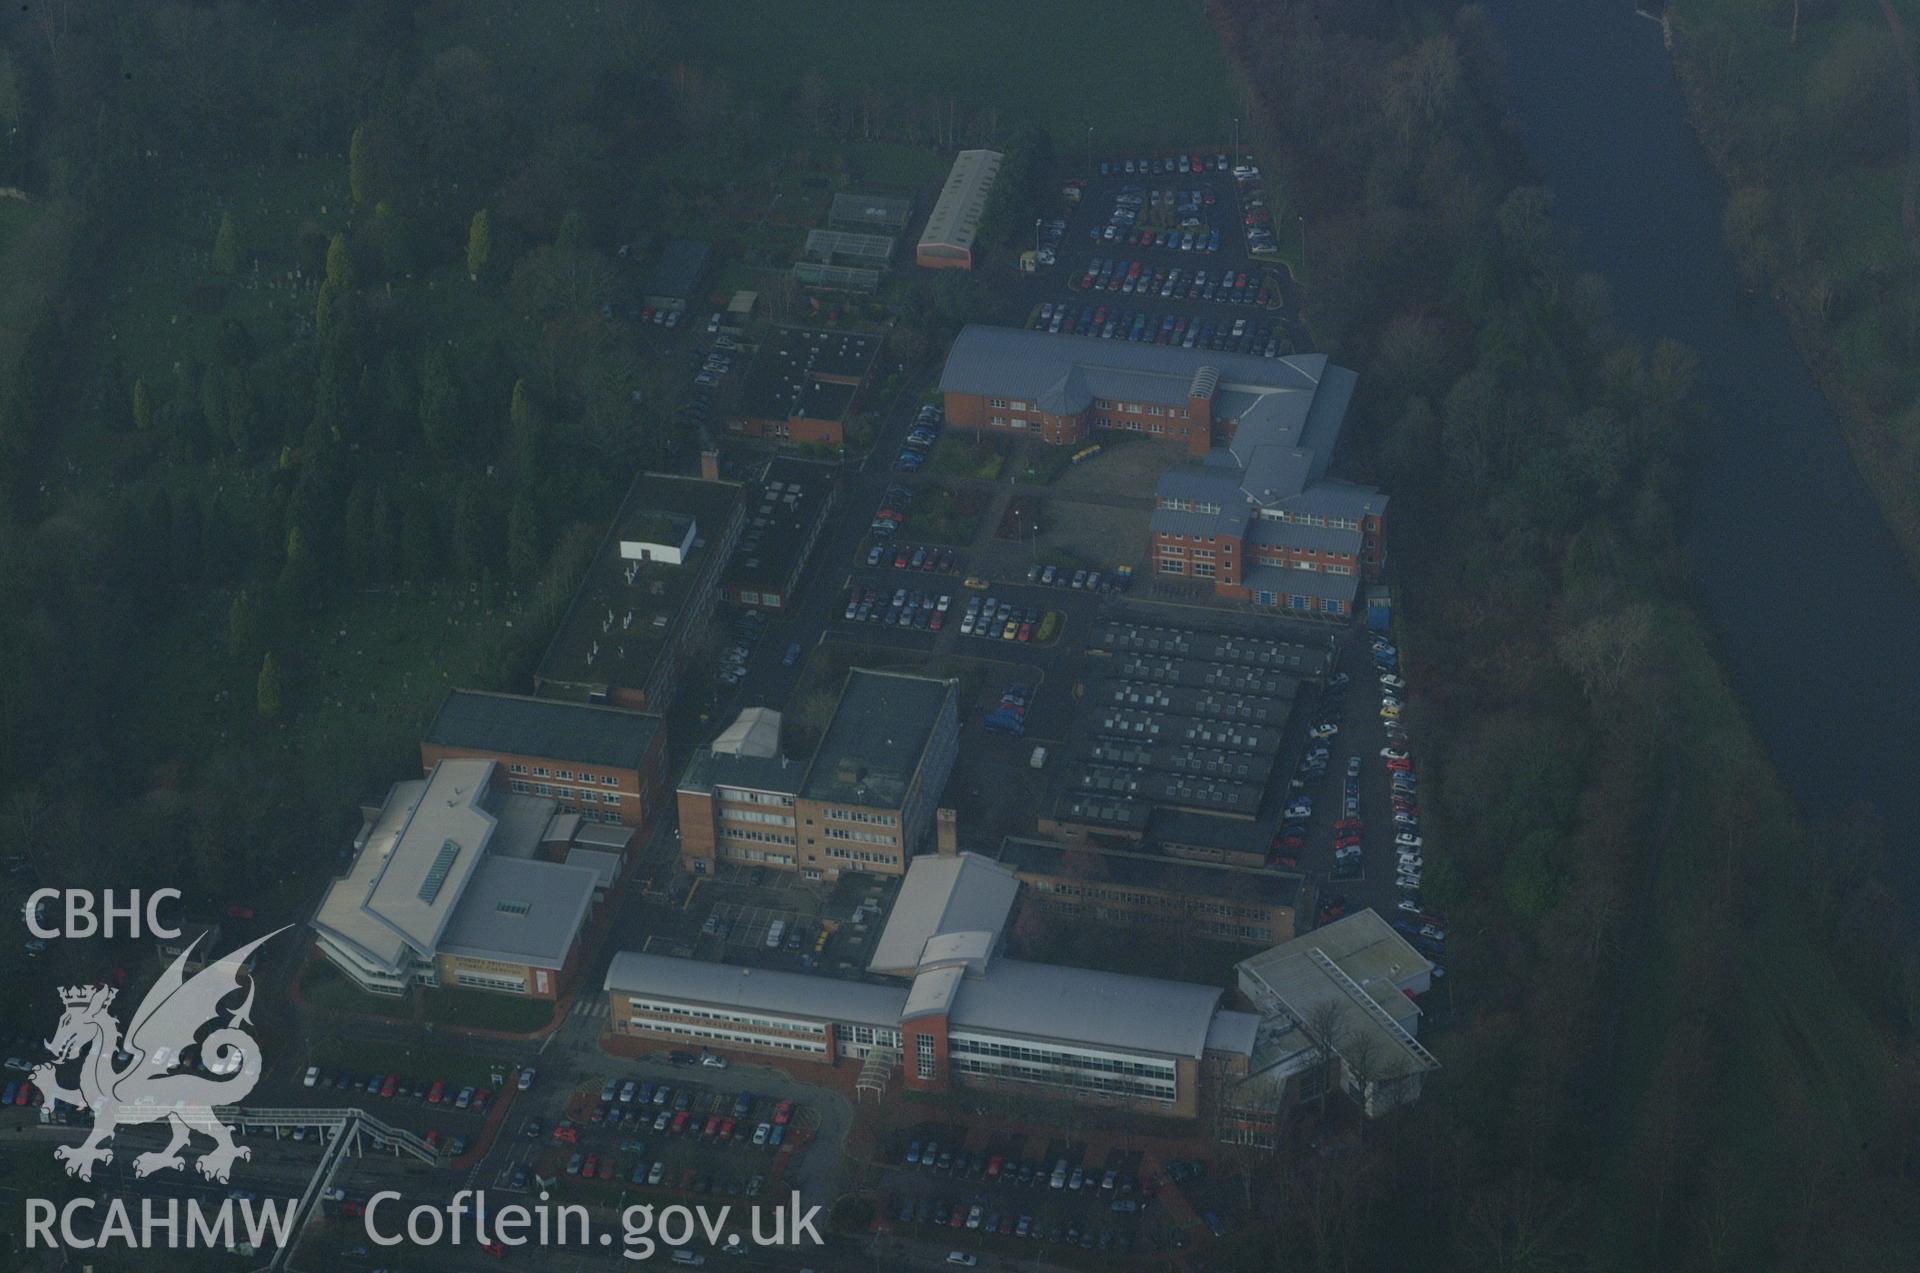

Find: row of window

[720,789,795,808]
[454,969,527,993]
[721,827,797,848]
[511,763,621,787]
[824,845,899,866]
[951,1056,1176,1104]
[825,808,897,826]
[622,1017,827,1056]
[734,589,784,607]
[1160,498,1224,515]
[985,397,1033,411]
[914,1033,938,1080]
[1032,882,1275,921]
[947,1034,1176,1081]
[823,825,896,846]
[720,844,795,864]
[835,1023,903,1048]
[720,807,795,828]
[1251,590,1347,615]
[1266,510,1363,531]
[509,779,624,806]
[1096,416,1191,437]
[1095,398,1190,419]
[626,998,825,1036]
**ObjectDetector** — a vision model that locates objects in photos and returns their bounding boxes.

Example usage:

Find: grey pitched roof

[426,690,663,771]
[939,325,1329,406]
[1206,1010,1261,1057]
[868,852,1020,974]
[1277,481,1390,521]
[604,952,909,1027]
[1244,519,1365,555]
[946,959,1223,1059]
[1242,564,1361,603]
[919,151,1003,256]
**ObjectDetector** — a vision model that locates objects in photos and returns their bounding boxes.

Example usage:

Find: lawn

[901,484,984,545]
[674,0,1239,152]
[929,433,1006,480]
[1015,442,1077,485]
[423,988,559,1034]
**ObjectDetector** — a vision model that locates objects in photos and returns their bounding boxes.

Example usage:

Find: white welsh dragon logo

[31,928,285,1183]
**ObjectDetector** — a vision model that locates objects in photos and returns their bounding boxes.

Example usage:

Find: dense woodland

[0,1,1914,1270]
[1206,1,1920,1269]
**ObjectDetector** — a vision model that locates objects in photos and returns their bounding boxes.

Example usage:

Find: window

[495,899,530,915]
[454,969,527,993]
[601,775,619,787]
[737,590,760,606]
[1193,562,1216,578]
[509,763,528,775]
[604,792,621,805]
[510,780,530,794]
[987,397,1008,409]
[915,1034,938,1080]
[1290,595,1308,610]
[1325,599,1344,615]
[1158,558,1187,575]
[533,767,550,777]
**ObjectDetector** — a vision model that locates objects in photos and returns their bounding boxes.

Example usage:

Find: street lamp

[1232,116,1239,168]
[1087,124,1094,176]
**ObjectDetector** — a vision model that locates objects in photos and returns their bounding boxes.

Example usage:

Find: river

[1487,2,1920,872]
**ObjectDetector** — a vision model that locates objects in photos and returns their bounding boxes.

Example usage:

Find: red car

[482,1240,505,1259]
[14,1083,32,1106]
[718,1117,736,1140]
[703,1114,722,1138]
[471,1088,490,1112]
[773,1100,795,1126]
[598,1158,614,1180]
[583,1154,599,1177]
[425,1130,441,1150]
[340,1201,364,1218]
[1387,757,1414,772]
[427,1080,445,1104]
[1334,817,1363,832]
[553,1122,580,1145]
[379,1074,398,1099]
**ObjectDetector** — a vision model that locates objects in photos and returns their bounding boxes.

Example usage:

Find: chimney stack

[700,449,721,482]
[935,807,959,856]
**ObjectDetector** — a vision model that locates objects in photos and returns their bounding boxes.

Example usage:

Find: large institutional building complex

[939,325,1387,616]
[676,669,960,879]
[314,758,632,999]
[606,852,1262,1118]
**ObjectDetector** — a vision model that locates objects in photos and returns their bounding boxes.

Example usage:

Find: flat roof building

[677,669,960,879]
[534,471,745,713]
[1224,910,1439,1139]
[917,150,1002,270]
[996,836,1298,948]
[421,689,668,831]
[603,849,1256,1117]
[729,325,882,446]
[723,455,838,613]
[314,759,617,999]
[642,238,710,311]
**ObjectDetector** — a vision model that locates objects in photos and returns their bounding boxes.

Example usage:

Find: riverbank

[1196,0,1920,1266]
[1665,1,1920,583]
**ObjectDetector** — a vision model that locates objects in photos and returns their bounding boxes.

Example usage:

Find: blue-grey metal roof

[946,958,1224,1059]
[1278,481,1390,521]
[1244,519,1365,555]
[1242,565,1361,603]
[438,857,599,970]
[604,951,909,1027]
[938,325,1329,406]
[1150,507,1227,539]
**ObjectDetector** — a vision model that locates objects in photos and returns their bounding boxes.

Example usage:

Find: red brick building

[421,689,668,834]
[939,326,1388,617]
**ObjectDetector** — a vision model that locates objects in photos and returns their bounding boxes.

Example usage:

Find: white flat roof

[868,852,1019,974]
[947,959,1222,1060]
[361,760,500,955]
[605,952,908,1028]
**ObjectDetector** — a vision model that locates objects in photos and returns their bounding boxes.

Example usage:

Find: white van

[765,920,786,949]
